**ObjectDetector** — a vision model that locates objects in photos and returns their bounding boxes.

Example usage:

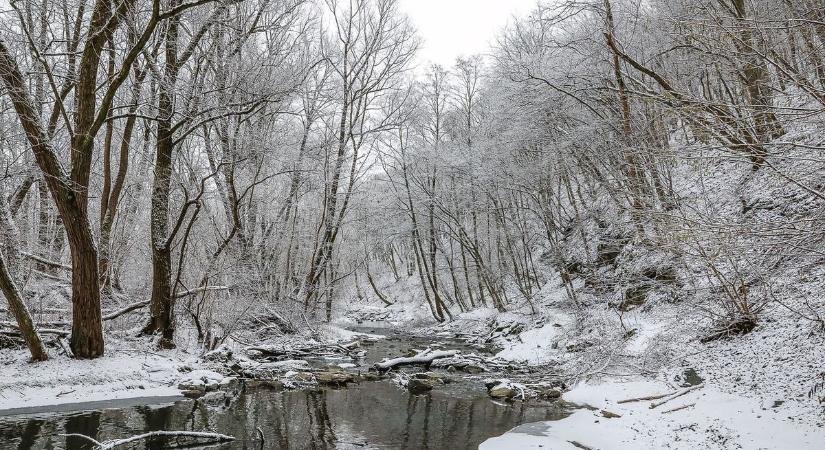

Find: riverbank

[0,324,380,413]
[341,270,825,449]
[482,379,823,449]
[0,347,186,412]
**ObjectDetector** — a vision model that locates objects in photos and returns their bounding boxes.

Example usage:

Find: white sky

[399,0,537,68]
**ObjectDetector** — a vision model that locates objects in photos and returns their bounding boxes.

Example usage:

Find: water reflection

[0,380,567,449]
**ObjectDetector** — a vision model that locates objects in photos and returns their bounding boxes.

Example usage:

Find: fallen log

[374,348,460,371]
[246,342,358,361]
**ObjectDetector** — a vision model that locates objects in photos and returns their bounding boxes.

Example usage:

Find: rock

[489,385,516,399]
[600,409,621,419]
[316,369,355,385]
[289,372,316,382]
[202,345,233,362]
[245,379,285,390]
[538,388,562,400]
[360,372,386,382]
[181,388,206,399]
[415,371,452,383]
[407,378,441,394]
[675,368,704,387]
[566,341,593,353]
[484,379,502,390]
[463,364,485,374]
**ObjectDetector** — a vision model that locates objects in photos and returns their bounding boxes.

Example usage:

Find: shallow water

[0,329,568,449]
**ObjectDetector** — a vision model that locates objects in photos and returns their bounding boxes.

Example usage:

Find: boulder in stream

[407,378,441,394]
[407,372,449,394]
[316,369,355,385]
[486,379,524,400]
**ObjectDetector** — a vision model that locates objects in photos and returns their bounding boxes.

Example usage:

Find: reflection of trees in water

[64,412,101,449]
[0,418,44,450]
[306,390,335,449]
[0,383,566,450]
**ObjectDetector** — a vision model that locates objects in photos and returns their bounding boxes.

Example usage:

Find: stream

[0,327,569,449]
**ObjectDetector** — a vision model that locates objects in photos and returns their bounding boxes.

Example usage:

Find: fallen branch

[246,342,356,361]
[649,384,704,409]
[0,323,70,337]
[103,300,150,321]
[62,430,235,449]
[20,251,72,271]
[175,285,230,299]
[0,299,149,334]
[662,402,696,414]
[617,391,675,404]
[374,348,460,371]
[30,269,70,283]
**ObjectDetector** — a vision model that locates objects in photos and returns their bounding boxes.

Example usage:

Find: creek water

[0,328,568,449]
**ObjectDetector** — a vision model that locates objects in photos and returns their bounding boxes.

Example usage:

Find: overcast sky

[399,0,536,68]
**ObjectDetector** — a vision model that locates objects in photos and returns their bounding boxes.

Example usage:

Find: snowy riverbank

[0,324,382,413]
[0,349,186,412]
[482,379,823,449]
[340,269,825,449]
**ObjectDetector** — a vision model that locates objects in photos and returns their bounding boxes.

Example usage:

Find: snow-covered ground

[0,348,186,411]
[0,323,372,413]
[482,379,823,449]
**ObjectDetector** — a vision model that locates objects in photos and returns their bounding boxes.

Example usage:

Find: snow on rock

[482,380,824,449]
[177,369,227,387]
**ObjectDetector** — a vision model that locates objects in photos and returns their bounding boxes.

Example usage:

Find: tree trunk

[145,5,180,348]
[0,250,48,361]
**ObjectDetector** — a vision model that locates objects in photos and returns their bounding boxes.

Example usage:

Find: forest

[0,0,824,449]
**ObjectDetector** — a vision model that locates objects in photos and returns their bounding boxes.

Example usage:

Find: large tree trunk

[145,6,180,348]
[0,38,104,359]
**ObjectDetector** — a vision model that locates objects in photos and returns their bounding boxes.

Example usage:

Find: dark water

[0,329,568,449]
[0,382,567,449]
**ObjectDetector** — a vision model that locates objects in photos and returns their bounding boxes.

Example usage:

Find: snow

[482,380,824,450]
[177,369,228,386]
[0,349,185,411]
[494,314,572,364]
